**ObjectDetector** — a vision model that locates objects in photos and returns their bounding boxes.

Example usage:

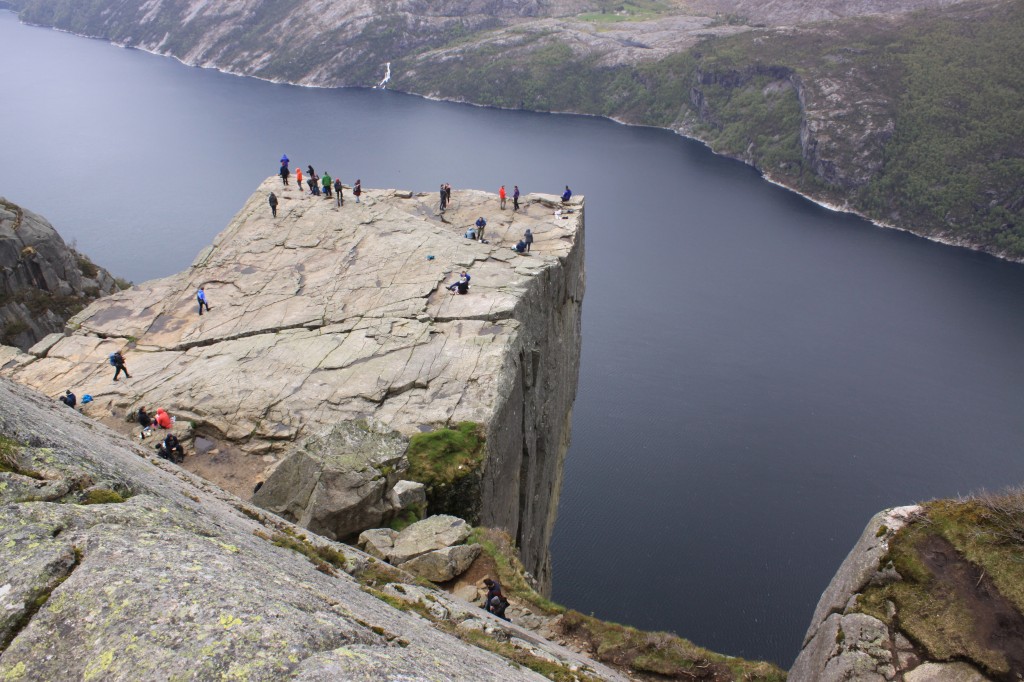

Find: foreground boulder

[0,377,614,681]
[357,515,481,583]
[252,419,416,540]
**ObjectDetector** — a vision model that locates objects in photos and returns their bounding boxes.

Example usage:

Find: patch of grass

[76,254,99,279]
[405,422,485,487]
[469,527,564,616]
[853,491,1024,677]
[388,505,424,533]
[442,623,599,682]
[558,610,786,681]
[81,488,125,505]
[255,527,351,577]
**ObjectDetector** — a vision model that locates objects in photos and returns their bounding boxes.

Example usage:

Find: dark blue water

[3,11,1024,667]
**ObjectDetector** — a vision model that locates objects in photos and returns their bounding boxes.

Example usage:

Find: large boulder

[399,544,482,582]
[388,514,473,564]
[252,420,409,540]
[357,528,399,560]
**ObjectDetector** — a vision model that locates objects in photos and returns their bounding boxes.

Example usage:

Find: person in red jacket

[154,408,172,430]
[499,185,506,210]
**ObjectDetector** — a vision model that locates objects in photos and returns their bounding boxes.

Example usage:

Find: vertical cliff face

[0,181,584,585]
[0,198,120,349]
[482,204,584,592]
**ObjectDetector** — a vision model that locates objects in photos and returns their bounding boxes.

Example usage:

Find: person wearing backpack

[524,228,534,253]
[110,351,130,381]
[268,192,278,218]
[334,177,343,206]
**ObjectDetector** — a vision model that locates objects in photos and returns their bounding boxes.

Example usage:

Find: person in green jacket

[322,172,333,199]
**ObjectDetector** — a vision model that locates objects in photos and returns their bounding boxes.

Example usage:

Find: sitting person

[154,408,173,430]
[482,578,510,621]
[156,433,185,464]
[512,240,527,254]
[561,185,572,203]
[58,389,77,409]
[447,271,471,294]
[137,406,153,438]
[464,226,477,240]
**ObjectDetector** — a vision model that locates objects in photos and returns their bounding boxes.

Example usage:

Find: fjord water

[3,11,1024,667]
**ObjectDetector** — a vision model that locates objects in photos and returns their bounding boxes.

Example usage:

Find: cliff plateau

[0,179,585,591]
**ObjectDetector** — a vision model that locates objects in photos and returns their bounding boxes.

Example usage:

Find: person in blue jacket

[561,185,572,202]
[197,286,211,315]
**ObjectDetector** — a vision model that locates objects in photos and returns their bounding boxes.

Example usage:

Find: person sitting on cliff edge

[561,185,572,203]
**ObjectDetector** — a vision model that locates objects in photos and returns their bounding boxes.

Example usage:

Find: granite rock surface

[1,178,585,589]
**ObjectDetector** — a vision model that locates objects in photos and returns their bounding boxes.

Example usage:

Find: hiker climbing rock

[269,191,278,218]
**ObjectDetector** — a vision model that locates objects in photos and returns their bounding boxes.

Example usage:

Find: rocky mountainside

[0,376,627,681]
[0,179,585,593]
[791,498,1024,681]
[0,198,120,349]
[6,0,1022,257]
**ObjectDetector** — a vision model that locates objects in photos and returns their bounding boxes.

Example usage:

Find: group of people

[274,155,363,217]
[482,578,510,621]
[498,185,521,211]
[137,406,184,463]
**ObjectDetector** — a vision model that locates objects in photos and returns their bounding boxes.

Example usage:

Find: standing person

[311,173,320,196]
[524,228,533,252]
[58,389,76,408]
[295,167,303,192]
[499,185,506,210]
[306,176,317,195]
[512,185,520,211]
[307,165,315,181]
[322,171,332,198]
[334,178,343,206]
[439,183,447,212]
[475,216,486,242]
[444,183,452,207]
[196,286,211,315]
[353,179,362,203]
[280,163,289,186]
[268,192,278,218]
[110,351,130,381]
[561,185,572,202]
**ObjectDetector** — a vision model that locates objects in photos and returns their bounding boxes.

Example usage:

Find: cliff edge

[0,179,585,590]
